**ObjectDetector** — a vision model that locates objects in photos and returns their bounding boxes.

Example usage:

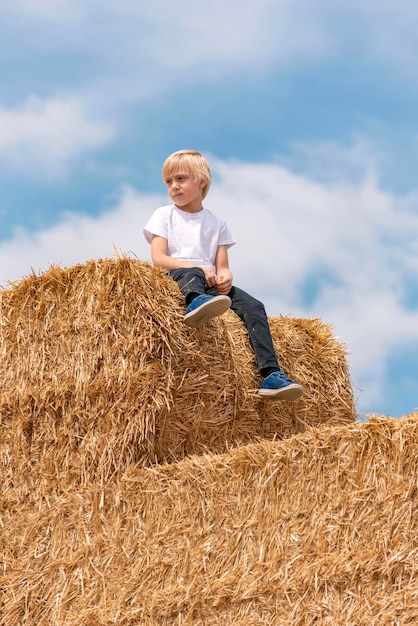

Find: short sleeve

[143,206,169,244]
[218,219,236,248]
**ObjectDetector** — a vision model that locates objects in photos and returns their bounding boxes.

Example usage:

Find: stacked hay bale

[2,414,418,624]
[3,257,417,624]
[0,258,355,483]
[0,259,185,482]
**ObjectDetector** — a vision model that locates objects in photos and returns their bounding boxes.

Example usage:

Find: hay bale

[0,258,185,482]
[2,413,418,624]
[0,258,355,481]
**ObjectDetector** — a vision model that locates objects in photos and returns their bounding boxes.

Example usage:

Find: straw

[0,256,377,624]
[1,414,418,624]
[0,257,355,484]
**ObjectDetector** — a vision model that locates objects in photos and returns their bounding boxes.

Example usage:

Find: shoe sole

[184,295,232,328]
[257,384,304,401]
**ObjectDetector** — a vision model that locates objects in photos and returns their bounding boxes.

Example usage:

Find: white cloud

[0,186,158,285]
[3,0,417,81]
[0,96,115,177]
[2,0,414,124]
[1,0,84,21]
[1,152,417,417]
[280,137,387,185]
[338,0,418,73]
[132,0,331,71]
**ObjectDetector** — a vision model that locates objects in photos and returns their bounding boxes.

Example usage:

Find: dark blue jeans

[170,267,280,374]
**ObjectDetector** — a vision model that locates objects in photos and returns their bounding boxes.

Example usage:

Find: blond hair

[162,150,212,199]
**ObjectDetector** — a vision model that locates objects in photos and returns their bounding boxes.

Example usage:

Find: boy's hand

[202,266,217,287]
[215,270,233,295]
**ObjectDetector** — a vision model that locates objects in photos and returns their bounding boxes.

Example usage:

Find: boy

[143,149,303,400]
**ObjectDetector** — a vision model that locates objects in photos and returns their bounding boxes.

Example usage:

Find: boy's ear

[199,177,207,189]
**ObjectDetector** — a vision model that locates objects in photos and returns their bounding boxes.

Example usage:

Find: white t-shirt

[143,204,236,272]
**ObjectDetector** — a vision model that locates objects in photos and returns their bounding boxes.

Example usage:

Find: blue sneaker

[258,370,304,400]
[184,294,231,328]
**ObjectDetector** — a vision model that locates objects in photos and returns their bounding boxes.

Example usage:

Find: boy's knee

[171,267,207,297]
[249,296,268,320]
[195,267,207,281]
[183,267,206,283]
[249,294,264,310]
[170,266,205,281]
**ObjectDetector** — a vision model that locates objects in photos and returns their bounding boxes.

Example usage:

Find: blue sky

[1,0,418,420]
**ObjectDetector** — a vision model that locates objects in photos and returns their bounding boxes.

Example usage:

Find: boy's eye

[165,174,188,185]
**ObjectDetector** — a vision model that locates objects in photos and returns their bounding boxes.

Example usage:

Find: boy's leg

[170,268,231,328]
[226,285,303,400]
[226,285,279,373]
[169,267,207,304]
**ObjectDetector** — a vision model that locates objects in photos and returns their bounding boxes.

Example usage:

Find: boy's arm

[215,245,233,295]
[151,235,217,286]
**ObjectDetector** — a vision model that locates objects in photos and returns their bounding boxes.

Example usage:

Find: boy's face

[164,169,206,212]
